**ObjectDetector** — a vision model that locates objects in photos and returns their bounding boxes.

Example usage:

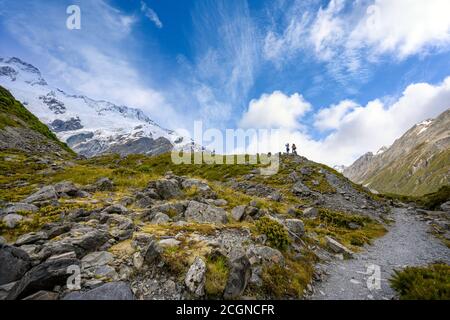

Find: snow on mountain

[0,57,199,157]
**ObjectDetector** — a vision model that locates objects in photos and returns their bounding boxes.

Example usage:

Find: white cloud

[239,91,311,129]
[264,0,450,73]
[240,77,450,166]
[314,100,358,131]
[140,1,163,28]
[350,0,450,58]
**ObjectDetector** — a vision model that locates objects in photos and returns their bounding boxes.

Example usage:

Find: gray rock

[158,238,181,248]
[3,214,23,228]
[46,251,77,262]
[151,212,171,224]
[0,236,6,245]
[0,244,32,285]
[303,207,319,218]
[143,238,162,264]
[246,245,284,266]
[15,232,48,246]
[325,236,353,258]
[105,214,134,240]
[223,255,251,299]
[6,258,80,300]
[54,181,79,197]
[95,177,114,191]
[24,186,58,203]
[154,179,182,200]
[440,201,450,212]
[292,181,311,196]
[285,219,305,238]
[103,204,128,214]
[4,203,38,214]
[81,251,114,269]
[185,201,228,224]
[185,256,206,297]
[63,281,135,300]
[231,206,246,222]
[22,290,59,300]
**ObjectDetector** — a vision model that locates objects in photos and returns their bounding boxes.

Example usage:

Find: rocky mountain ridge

[343,109,450,196]
[0,57,199,157]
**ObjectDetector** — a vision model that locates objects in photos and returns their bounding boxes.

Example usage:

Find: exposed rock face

[63,281,135,300]
[0,244,32,285]
[50,118,83,132]
[343,109,450,196]
[184,201,228,224]
[223,255,251,299]
[6,258,80,300]
[185,257,206,297]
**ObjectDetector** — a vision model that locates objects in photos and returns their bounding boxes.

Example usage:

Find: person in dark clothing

[292,143,297,155]
[285,143,290,154]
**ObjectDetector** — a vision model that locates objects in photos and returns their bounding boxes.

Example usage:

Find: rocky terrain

[1,87,449,300]
[344,109,450,196]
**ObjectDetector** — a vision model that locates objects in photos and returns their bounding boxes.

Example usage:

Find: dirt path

[310,208,450,300]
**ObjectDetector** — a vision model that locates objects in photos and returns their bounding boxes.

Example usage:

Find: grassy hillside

[366,148,450,196]
[0,85,73,154]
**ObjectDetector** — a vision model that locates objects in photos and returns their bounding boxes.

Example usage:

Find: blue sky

[1,0,450,165]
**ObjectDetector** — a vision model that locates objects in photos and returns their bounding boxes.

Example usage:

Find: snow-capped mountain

[0,57,199,157]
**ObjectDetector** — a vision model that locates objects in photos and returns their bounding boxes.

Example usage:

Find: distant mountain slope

[0,85,73,156]
[0,57,198,157]
[344,109,450,196]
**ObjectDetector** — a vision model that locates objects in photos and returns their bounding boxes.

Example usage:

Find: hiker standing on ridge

[285,143,290,154]
[292,143,297,155]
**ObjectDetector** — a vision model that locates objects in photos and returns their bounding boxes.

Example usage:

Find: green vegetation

[366,148,450,197]
[255,216,291,250]
[390,264,450,300]
[0,85,74,154]
[305,208,387,251]
[205,254,230,297]
[383,185,450,210]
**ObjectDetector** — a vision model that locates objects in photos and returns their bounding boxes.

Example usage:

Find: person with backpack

[292,143,297,155]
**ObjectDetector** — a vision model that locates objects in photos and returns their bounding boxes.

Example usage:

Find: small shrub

[390,264,450,300]
[255,216,290,250]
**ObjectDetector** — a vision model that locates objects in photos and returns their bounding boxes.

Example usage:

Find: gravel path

[310,208,450,300]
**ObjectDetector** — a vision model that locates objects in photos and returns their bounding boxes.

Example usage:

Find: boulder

[63,281,134,300]
[284,219,305,238]
[223,255,251,299]
[81,251,114,269]
[246,245,284,266]
[440,201,450,212]
[151,212,171,224]
[103,204,128,214]
[142,238,162,264]
[95,177,114,191]
[6,258,80,300]
[182,179,216,198]
[154,179,182,200]
[158,238,181,248]
[303,207,319,218]
[15,232,48,246]
[325,236,353,258]
[4,203,38,214]
[22,290,59,300]
[24,186,58,203]
[184,256,206,297]
[231,205,246,222]
[105,215,134,240]
[292,181,311,196]
[184,201,228,224]
[0,244,32,285]
[3,214,23,228]
[53,181,79,197]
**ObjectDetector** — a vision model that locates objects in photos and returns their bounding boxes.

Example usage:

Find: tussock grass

[390,264,450,300]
